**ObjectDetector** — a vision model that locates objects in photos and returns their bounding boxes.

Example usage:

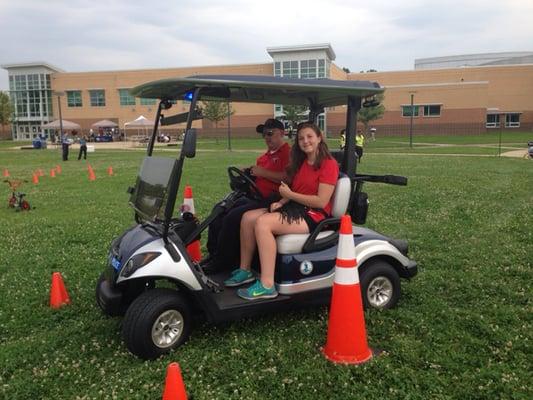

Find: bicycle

[5,179,31,211]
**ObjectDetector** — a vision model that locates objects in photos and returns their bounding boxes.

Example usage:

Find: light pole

[52,91,65,142]
[409,92,415,148]
[498,112,504,157]
[227,100,232,151]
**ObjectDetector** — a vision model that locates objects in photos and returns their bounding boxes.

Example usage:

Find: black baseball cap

[256,118,285,133]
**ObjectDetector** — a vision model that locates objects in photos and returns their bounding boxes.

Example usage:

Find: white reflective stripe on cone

[337,233,356,260]
[183,198,195,214]
[334,266,359,285]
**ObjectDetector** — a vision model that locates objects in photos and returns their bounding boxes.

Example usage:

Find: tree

[358,94,385,133]
[282,104,308,128]
[200,100,234,129]
[342,67,351,73]
[0,91,14,138]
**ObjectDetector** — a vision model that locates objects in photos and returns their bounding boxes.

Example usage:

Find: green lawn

[0,141,531,399]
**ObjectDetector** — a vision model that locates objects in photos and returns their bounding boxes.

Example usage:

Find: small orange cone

[162,362,188,400]
[182,186,202,262]
[323,215,373,364]
[50,168,56,178]
[3,168,9,177]
[88,164,96,181]
[49,272,71,309]
[32,173,39,184]
[55,164,62,174]
[186,241,202,263]
[107,166,114,176]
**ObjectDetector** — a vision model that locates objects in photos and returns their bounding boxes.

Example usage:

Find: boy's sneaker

[224,268,255,287]
[237,279,278,300]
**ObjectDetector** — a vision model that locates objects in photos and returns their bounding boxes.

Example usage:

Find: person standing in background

[61,132,70,161]
[78,135,88,160]
[355,129,365,163]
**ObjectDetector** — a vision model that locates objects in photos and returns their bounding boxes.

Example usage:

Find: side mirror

[182,128,196,158]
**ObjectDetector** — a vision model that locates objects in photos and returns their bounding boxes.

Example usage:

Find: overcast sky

[1,0,532,90]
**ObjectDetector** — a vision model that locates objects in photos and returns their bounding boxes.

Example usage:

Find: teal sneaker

[237,279,278,300]
[224,268,255,287]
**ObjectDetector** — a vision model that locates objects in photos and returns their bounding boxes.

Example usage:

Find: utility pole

[409,93,415,148]
[227,100,232,151]
[53,91,65,145]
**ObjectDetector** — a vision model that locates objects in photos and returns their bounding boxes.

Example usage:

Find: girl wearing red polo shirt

[224,122,339,300]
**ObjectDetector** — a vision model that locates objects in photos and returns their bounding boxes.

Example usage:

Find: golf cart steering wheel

[227,166,263,201]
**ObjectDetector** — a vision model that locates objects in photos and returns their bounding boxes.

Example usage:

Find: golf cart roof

[130,75,383,108]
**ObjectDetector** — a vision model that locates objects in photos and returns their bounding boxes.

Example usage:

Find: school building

[2,44,533,140]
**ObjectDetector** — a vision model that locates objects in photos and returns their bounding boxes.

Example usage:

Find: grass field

[0,137,531,399]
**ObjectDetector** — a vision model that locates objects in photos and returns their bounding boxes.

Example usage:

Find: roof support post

[342,96,361,179]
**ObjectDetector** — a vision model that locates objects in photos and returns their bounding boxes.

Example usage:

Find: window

[67,91,82,107]
[300,60,317,79]
[318,59,326,78]
[140,98,157,106]
[119,89,135,106]
[486,114,500,128]
[274,62,281,77]
[282,61,298,78]
[423,105,441,117]
[402,105,419,117]
[89,90,106,107]
[27,74,39,89]
[505,113,520,128]
[15,75,27,90]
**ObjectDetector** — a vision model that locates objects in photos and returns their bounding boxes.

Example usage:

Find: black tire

[122,288,192,360]
[359,260,401,310]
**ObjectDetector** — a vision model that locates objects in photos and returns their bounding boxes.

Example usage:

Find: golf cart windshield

[129,156,179,222]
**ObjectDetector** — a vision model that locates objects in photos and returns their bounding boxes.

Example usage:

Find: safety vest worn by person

[356,134,365,147]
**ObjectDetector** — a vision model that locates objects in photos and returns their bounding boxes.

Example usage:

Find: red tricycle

[5,179,31,211]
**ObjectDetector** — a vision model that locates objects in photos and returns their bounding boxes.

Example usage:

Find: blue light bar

[183,91,194,102]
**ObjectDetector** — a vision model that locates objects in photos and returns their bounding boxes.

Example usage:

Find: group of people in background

[61,131,88,161]
[339,126,376,163]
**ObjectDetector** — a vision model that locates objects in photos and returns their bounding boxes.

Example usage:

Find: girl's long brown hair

[286,122,332,179]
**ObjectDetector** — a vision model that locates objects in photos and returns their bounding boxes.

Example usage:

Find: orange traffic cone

[50,168,56,178]
[182,186,202,262]
[55,164,62,174]
[3,168,9,177]
[107,166,114,176]
[88,165,96,181]
[162,362,188,400]
[323,215,373,364]
[49,272,71,309]
[32,173,39,184]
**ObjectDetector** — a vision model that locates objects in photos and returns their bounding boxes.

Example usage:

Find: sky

[1,0,532,90]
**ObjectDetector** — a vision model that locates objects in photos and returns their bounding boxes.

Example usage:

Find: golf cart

[95,75,417,360]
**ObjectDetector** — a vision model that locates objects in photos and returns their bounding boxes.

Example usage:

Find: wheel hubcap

[151,310,184,349]
[367,276,393,308]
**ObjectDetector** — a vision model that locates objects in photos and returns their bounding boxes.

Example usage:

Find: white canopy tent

[42,119,81,130]
[91,119,119,128]
[123,115,154,141]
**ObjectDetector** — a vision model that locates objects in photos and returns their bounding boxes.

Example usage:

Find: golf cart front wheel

[122,288,191,360]
[360,260,401,310]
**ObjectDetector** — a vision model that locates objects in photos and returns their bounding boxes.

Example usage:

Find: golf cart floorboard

[196,272,331,322]
[206,272,291,310]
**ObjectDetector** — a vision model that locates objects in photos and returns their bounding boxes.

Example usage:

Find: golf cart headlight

[121,252,161,278]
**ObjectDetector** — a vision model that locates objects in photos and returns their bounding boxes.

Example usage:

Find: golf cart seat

[276,175,351,254]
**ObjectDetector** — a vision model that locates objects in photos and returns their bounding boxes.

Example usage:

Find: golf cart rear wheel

[122,288,191,360]
[360,260,400,310]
